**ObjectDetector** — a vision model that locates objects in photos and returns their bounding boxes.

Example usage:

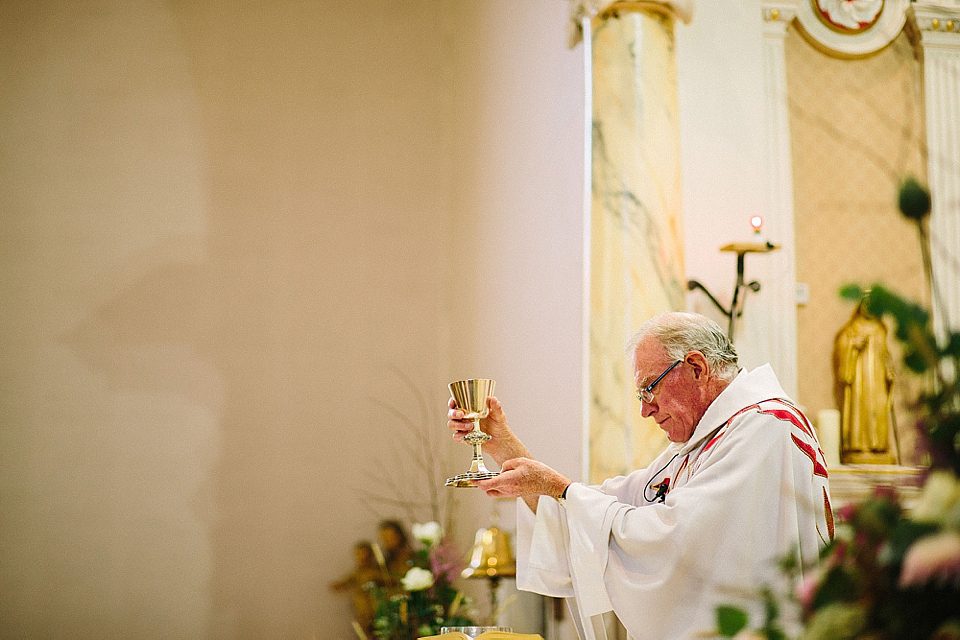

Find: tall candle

[817,409,841,468]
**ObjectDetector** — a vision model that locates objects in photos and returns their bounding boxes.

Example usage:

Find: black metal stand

[686,241,778,340]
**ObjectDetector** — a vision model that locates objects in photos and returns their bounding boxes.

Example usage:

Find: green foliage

[370,585,474,640]
[760,588,787,640]
[370,527,476,639]
[716,605,749,637]
[898,177,932,221]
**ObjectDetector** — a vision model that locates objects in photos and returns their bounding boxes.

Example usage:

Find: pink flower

[428,538,466,585]
[899,531,960,588]
[796,571,821,611]
[837,503,858,523]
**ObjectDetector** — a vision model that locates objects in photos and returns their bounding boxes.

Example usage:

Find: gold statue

[833,298,898,464]
[329,540,383,634]
[376,519,414,582]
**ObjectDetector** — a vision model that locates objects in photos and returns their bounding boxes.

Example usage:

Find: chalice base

[445,470,500,488]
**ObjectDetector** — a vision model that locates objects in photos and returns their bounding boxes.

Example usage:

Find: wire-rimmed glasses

[637,360,682,404]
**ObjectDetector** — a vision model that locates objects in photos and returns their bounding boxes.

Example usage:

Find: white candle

[817,409,841,468]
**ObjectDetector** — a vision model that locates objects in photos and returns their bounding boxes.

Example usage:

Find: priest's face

[633,336,703,443]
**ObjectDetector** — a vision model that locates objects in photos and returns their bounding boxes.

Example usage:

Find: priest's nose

[640,399,657,418]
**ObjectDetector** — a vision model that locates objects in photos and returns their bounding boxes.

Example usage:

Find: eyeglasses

[636,360,682,404]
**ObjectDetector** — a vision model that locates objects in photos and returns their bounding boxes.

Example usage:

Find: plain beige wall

[786,27,928,461]
[0,1,585,637]
[3,0,939,637]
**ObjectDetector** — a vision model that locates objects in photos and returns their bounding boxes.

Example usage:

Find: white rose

[912,471,960,524]
[401,567,435,591]
[412,521,443,547]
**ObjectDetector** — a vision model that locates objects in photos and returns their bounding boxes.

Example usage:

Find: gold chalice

[445,378,499,488]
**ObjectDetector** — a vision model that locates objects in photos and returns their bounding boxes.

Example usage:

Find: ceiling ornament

[796,0,910,57]
[815,0,884,33]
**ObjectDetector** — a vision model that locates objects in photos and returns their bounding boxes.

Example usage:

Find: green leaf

[813,566,859,610]
[904,349,931,374]
[839,284,865,302]
[716,605,749,637]
[887,520,939,563]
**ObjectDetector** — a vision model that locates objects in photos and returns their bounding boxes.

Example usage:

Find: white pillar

[758,2,800,400]
[910,2,960,335]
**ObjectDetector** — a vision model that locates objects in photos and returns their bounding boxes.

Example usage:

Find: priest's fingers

[484,458,571,499]
[447,395,508,442]
[447,398,473,441]
[482,397,510,438]
[474,473,517,498]
[475,459,537,497]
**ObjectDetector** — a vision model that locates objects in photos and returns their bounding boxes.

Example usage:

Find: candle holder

[687,237,779,340]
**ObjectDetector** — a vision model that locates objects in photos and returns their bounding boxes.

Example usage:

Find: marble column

[580,3,688,482]
[910,2,960,336]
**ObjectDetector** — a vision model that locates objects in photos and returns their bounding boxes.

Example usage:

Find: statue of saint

[833,299,898,464]
[329,540,383,634]
[376,519,413,583]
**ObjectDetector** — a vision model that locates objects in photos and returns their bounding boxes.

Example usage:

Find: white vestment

[515,365,834,639]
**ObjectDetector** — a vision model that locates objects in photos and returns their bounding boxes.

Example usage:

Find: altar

[828,463,925,510]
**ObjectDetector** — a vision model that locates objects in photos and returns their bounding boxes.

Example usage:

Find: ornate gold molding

[596,1,679,21]
[793,0,911,59]
[910,1,960,38]
[762,2,800,39]
[567,0,692,48]
[763,3,799,25]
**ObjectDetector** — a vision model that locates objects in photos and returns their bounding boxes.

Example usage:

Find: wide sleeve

[514,450,674,601]
[515,494,574,598]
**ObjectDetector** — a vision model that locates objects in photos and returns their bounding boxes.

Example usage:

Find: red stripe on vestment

[775,399,816,434]
[824,487,835,540]
[759,406,815,438]
[792,433,829,478]
[702,429,726,452]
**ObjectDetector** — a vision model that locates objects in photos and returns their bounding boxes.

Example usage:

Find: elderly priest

[447,312,833,639]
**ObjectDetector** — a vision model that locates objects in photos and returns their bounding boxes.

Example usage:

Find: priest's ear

[685,351,709,380]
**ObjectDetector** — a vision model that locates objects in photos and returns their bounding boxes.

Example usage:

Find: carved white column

[759,2,800,400]
[910,1,960,335]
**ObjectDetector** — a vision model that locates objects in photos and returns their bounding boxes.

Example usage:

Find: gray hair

[627,312,739,381]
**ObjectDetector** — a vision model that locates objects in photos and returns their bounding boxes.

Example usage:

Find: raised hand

[447,395,510,445]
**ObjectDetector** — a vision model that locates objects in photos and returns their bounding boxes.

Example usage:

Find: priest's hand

[474,457,570,502]
[447,395,509,441]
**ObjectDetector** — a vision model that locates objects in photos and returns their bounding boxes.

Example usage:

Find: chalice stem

[468,420,491,474]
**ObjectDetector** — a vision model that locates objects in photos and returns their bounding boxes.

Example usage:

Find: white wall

[0,0,820,636]
[676,1,781,374]
[0,1,584,638]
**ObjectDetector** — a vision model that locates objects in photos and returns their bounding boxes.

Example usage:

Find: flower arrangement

[370,521,477,639]
[337,377,478,638]
[715,178,960,639]
[787,473,960,639]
